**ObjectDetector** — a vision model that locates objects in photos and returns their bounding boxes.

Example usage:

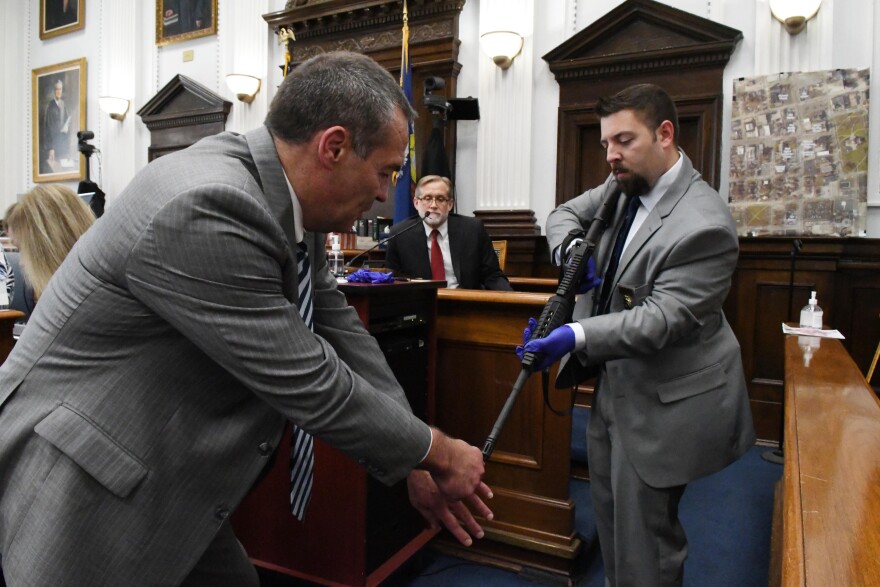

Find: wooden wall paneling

[732,237,880,443]
[833,261,880,387]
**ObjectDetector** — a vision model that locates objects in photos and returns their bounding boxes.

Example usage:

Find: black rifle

[482,182,625,460]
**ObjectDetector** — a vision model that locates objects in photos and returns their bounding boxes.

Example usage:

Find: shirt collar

[423,219,448,238]
[639,150,683,212]
[283,173,304,243]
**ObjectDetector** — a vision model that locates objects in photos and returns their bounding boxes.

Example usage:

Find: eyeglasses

[417,196,451,205]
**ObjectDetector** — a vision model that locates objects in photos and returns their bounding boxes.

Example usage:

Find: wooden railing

[771,333,880,585]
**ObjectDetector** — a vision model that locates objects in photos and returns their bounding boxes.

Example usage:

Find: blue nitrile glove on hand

[345,269,395,284]
[515,317,577,371]
[575,256,602,294]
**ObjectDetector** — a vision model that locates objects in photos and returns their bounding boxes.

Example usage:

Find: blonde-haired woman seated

[5,184,95,299]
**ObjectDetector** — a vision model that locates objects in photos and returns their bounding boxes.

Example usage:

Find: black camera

[77,129,96,155]
[422,77,480,121]
[424,77,449,114]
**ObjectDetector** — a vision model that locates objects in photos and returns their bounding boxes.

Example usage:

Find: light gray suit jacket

[0,127,431,585]
[547,154,755,489]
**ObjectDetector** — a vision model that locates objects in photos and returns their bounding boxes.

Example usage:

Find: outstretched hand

[416,429,494,546]
[407,470,493,546]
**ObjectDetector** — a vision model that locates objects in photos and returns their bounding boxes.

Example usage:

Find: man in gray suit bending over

[0,52,491,586]
[519,84,754,586]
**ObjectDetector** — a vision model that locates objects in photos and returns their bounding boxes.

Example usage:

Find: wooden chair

[868,313,880,384]
[491,240,507,271]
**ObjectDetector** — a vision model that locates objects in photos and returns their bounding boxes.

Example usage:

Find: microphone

[344,211,431,270]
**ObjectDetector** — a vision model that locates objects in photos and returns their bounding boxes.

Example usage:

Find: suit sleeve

[124,185,430,484]
[307,233,414,412]
[384,226,404,273]
[578,214,739,364]
[545,177,616,261]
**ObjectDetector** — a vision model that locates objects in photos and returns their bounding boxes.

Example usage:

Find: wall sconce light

[769,0,822,35]
[225,74,262,104]
[98,96,130,121]
[480,31,524,70]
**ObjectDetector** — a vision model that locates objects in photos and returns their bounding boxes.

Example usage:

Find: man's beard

[615,169,651,197]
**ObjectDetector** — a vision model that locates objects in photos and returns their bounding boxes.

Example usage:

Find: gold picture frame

[156,0,218,46]
[31,58,87,184]
[40,0,85,40]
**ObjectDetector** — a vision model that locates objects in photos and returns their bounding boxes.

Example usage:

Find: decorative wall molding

[292,20,452,60]
[265,0,465,53]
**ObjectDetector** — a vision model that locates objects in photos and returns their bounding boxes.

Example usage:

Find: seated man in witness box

[385,175,513,290]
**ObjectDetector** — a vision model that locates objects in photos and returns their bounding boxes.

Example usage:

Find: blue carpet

[404,445,780,586]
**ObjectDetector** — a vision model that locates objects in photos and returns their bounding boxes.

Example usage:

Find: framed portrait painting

[156,0,218,46]
[31,58,87,183]
[40,0,85,40]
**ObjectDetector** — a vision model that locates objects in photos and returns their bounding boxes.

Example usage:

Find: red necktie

[430,229,446,280]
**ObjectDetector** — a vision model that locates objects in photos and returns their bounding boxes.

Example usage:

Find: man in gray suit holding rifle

[519,84,754,586]
[0,52,491,586]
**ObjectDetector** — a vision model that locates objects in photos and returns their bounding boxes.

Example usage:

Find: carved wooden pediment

[543,0,743,201]
[544,0,743,81]
[137,75,232,161]
[137,74,231,131]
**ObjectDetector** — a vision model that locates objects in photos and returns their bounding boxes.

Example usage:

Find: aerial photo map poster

[728,68,869,237]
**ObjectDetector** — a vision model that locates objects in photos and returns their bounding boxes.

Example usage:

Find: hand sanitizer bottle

[329,233,344,277]
[799,291,823,329]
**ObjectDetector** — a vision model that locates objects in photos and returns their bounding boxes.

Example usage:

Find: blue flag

[392,1,417,224]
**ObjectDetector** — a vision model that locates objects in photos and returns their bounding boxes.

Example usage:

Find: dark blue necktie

[290,242,314,520]
[596,196,641,315]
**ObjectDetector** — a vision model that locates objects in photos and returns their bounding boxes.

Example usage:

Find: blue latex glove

[575,256,602,294]
[515,317,538,360]
[515,318,576,371]
[345,269,395,283]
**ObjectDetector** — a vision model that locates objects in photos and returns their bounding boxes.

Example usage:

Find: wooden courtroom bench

[771,333,880,585]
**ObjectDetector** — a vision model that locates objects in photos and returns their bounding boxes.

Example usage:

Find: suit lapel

[245,126,300,300]
[446,216,463,283]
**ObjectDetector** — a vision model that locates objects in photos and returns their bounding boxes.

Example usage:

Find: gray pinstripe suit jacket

[0,126,431,585]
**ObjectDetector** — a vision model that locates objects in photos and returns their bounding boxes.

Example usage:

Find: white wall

[2,0,878,236]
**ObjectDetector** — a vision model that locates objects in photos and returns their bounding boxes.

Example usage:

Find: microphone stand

[762,238,803,465]
[344,211,430,271]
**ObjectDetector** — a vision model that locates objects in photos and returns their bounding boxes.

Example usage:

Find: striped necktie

[290,241,314,520]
